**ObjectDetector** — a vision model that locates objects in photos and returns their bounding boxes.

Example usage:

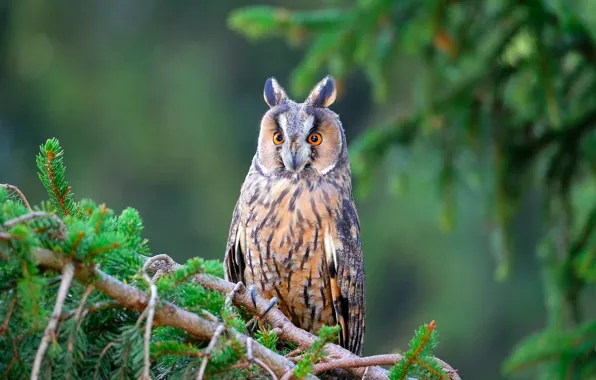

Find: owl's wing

[324,197,366,355]
[223,200,246,283]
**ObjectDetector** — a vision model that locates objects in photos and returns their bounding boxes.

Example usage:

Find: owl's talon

[250,287,258,309]
[262,296,277,317]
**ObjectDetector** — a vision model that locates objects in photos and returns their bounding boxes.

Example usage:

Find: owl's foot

[249,286,278,317]
[246,286,278,333]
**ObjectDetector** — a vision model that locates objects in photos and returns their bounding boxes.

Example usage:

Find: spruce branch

[0,184,32,211]
[33,248,315,380]
[31,261,75,380]
[144,254,460,379]
[36,138,78,217]
[390,320,449,380]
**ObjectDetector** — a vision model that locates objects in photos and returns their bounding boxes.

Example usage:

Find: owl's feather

[224,200,245,283]
[323,196,365,355]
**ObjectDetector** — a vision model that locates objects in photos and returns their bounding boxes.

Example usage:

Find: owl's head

[256,76,347,177]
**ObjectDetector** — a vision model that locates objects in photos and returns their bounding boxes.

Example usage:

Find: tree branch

[32,248,315,380]
[314,354,460,379]
[144,255,461,380]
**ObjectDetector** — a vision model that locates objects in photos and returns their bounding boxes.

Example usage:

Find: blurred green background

[2,0,595,379]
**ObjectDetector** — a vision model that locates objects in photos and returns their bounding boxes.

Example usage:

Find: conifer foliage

[0,138,455,379]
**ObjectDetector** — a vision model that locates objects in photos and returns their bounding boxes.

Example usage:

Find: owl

[224,75,365,356]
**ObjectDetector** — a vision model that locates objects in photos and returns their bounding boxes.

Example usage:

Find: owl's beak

[283,142,309,172]
[290,151,299,169]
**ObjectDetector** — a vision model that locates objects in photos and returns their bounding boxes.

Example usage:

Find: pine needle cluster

[0,138,449,379]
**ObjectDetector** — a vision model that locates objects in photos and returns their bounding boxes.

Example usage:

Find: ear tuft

[263,77,288,108]
[305,75,337,108]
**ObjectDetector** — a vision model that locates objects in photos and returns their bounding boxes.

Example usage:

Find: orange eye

[273,131,284,145]
[307,132,322,146]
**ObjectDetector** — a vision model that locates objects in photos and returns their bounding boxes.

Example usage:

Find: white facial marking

[278,114,288,133]
[303,115,314,132]
[320,163,337,175]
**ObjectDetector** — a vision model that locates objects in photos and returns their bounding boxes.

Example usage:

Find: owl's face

[256,76,346,177]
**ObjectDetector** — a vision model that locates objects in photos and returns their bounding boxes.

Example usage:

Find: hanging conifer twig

[31,262,75,380]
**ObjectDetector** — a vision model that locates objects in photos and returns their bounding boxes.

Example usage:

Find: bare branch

[141,274,158,380]
[34,248,313,379]
[225,282,243,311]
[0,184,32,211]
[31,261,75,380]
[197,324,225,380]
[3,211,67,239]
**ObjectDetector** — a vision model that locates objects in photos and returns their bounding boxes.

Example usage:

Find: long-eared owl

[224,76,366,356]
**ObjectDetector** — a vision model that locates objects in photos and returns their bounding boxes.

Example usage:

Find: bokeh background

[2,1,593,379]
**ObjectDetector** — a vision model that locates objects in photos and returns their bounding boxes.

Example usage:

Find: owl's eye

[307,132,322,146]
[273,131,284,145]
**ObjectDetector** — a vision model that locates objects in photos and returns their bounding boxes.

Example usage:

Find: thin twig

[230,362,252,370]
[199,309,219,323]
[225,282,243,311]
[64,285,95,380]
[31,261,75,380]
[142,274,158,380]
[285,346,305,358]
[3,330,21,377]
[247,337,253,362]
[60,300,121,321]
[362,367,370,379]
[143,254,178,282]
[280,369,294,380]
[255,357,279,380]
[0,184,32,211]
[196,324,225,380]
[93,341,116,380]
[3,211,66,239]
[0,294,17,335]
[67,285,95,352]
